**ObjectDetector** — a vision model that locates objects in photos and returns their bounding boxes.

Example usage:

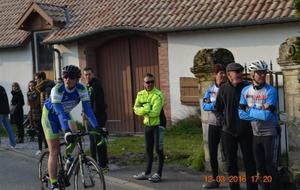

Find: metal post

[269,60,274,85]
[52,48,62,80]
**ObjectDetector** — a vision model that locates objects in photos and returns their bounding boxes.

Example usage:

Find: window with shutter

[180,77,199,106]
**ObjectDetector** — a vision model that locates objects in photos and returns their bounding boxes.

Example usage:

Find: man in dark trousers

[133,73,165,183]
[214,63,257,190]
[83,67,108,170]
[202,64,226,189]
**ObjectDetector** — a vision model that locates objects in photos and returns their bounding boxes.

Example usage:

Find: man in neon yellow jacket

[133,73,165,183]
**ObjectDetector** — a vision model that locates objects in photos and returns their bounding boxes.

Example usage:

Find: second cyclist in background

[239,60,280,190]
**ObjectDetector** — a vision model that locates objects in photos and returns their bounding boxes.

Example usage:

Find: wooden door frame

[78,32,172,132]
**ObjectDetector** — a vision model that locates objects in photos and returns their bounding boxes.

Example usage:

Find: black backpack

[160,108,167,128]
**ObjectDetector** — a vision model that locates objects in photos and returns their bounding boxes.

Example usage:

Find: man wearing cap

[215,63,257,190]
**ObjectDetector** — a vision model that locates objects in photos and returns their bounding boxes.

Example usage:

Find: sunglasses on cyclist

[145,80,154,84]
[63,74,77,80]
[255,70,267,75]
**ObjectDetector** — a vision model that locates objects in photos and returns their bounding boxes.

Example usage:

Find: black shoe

[203,179,219,189]
[148,173,161,183]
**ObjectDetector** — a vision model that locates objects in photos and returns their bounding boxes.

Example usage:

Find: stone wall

[278,37,300,185]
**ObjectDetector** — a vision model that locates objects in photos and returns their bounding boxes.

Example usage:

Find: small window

[35,32,54,71]
[180,77,199,106]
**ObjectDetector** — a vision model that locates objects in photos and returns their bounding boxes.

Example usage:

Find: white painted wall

[0,43,33,114]
[168,23,300,121]
[54,42,83,122]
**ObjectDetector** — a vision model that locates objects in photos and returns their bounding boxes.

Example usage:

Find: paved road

[0,137,256,190]
[0,147,150,190]
[0,148,40,190]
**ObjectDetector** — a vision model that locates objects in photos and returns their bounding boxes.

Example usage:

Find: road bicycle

[38,131,107,190]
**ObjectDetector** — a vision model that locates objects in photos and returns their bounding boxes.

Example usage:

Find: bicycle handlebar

[66,131,108,147]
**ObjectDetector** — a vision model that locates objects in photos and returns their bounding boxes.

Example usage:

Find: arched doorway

[96,36,160,133]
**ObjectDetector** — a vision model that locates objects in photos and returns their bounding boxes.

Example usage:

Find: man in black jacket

[83,67,108,169]
[0,85,16,148]
[214,63,257,190]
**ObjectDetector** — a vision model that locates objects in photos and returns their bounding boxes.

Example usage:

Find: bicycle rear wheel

[74,156,106,190]
[38,151,51,190]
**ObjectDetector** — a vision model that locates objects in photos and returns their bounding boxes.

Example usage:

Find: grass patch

[108,115,205,171]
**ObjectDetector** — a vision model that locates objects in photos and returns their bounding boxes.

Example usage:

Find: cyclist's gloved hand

[99,127,109,136]
[64,132,75,144]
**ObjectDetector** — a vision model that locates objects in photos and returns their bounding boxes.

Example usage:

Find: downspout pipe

[52,48,62,80]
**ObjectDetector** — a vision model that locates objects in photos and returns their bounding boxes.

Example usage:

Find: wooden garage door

[96,36,159,133]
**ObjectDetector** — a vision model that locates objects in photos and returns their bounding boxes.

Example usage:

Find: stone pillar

[191,48,234,172]
[199,79,215,171]
[277,37,300,184]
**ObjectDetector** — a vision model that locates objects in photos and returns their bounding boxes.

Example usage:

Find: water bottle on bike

[64,155,74,171]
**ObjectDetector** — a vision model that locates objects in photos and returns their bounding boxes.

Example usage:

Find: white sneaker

[9,145,17,150]
[35,150,42,156]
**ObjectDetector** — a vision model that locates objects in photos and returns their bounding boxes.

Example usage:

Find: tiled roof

[0,0,31,48]
[0,0,297,48]
[35,2,67,23]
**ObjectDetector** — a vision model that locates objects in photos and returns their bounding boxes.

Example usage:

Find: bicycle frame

[60,131,105,188]
[58,138,84,187]
[40,131,107,190]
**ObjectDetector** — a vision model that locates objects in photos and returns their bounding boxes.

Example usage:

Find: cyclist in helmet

[41,65,104,190]
[239,60,280,190]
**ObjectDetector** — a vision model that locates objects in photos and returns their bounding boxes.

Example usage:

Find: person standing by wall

[83,67,109,170]
[10,82,25,144]
[214,63,257,190]
[27,80,47,155]
[0,85,16,148]
[202,64,226,189]
[239,60,280,190]
[133,73,165,183]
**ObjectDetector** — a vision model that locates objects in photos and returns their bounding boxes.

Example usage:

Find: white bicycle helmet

[248,60,268,72]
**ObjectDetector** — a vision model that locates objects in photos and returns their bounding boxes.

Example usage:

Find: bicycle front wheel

[74,156,106,190]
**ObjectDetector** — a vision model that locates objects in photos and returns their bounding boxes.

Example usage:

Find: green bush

[188,148,205,170]
[166,114,202,136]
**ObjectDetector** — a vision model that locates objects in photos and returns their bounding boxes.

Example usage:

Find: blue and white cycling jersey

[44,83,98,132]
[239,84,278,136]
[202,83,220,126]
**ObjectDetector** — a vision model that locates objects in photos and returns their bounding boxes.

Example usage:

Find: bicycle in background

[38,131,107,190]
